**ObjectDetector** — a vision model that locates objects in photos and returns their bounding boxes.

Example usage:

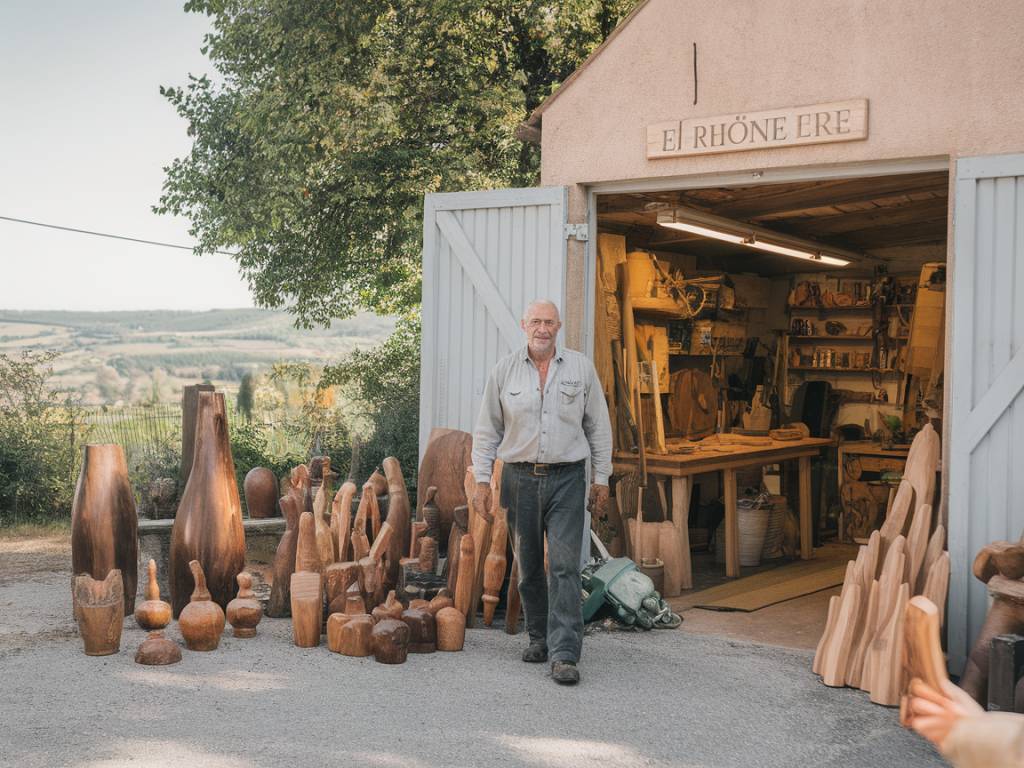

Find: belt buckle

[532,463,549,476]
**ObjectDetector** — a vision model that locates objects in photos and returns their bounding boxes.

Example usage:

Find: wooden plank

[671,477,692,590]
[724,468,739,578]
[799,455,813,561]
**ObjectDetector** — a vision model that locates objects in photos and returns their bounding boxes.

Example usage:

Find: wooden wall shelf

[789,367,900,374]
[789,335,909,342]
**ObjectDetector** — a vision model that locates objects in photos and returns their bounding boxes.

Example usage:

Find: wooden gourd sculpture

[243,466,279,519]
[74,570,124,656]
[436,606,466,652]
[170,392,246,617]
[226,572,262,638]
[134,559,172,631]
[371,618,410,664]
[179,560,226,651]
[382,457,412,588]
[135,631,182,666]
[71,444,138,615]
[960,539,1024,705]
[402,607,437,653]
[291,511,323,648]
[267,494,301,618]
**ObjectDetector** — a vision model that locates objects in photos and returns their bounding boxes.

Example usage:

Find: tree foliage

[158,0,638,326]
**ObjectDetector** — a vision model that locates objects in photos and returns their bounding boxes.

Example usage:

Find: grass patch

[0,519,71,539]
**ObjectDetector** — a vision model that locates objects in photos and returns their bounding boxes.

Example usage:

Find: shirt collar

[521,344,563,364]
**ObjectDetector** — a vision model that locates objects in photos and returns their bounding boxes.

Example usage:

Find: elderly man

[472,299,612,685]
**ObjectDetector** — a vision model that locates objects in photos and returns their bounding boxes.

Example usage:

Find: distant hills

[0,308,395,405]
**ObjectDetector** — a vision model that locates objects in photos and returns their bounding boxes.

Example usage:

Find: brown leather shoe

[551,661,580,685]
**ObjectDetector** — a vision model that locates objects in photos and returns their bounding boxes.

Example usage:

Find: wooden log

[179,560,226,652]
[371,618,410,664]
[900,595,949,724]
[382,457,412,587]
[332,481,357,564]
[290,571,323,648]
[243,466,279,519]
[436,606,466,651]
[454,533,476,618]
[295,512,322,574]
[170,392,245,616]
[73,570,124,656]
[482,513,508,626]
[134,559,171,631]
[71,443,138,615]
[868,583,910,706]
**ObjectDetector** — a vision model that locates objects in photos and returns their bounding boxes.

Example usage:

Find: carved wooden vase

[71,444,138,614]
[371,618,410,664]
[74,570,124,656]
[226,572,262,638]
[135,631,182,666]
[170,391,246,617]
[179,560,226,651]
[134,559,172,630]
[436,606,466,652]
[244,467,279,519]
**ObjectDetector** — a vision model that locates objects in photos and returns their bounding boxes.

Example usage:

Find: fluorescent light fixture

[657,207,857,267]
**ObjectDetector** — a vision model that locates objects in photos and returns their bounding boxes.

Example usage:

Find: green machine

[581,555,681,630]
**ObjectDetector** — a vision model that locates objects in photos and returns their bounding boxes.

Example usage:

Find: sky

[0,1,254,311]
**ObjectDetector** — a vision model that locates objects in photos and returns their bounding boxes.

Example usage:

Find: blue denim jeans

[501,461,586,664]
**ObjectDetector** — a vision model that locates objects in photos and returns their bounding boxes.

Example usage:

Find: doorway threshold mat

[695,563,847,612]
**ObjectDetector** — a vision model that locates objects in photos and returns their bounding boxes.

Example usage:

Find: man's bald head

[522,299,561,323]
[521,299,561,360]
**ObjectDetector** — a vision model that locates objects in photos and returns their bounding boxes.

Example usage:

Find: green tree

[158,0,637,325]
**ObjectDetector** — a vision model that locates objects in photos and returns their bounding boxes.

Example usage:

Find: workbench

[613,436,834,579]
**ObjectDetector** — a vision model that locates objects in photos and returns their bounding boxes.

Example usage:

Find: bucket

[714,499,772,567]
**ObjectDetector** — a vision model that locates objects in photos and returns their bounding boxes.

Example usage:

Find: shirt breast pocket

[502,389,527,415]
[558,382,584,421]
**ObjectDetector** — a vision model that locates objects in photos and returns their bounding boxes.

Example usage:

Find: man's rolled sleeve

[471,368,504,484]
[582,362,613,486]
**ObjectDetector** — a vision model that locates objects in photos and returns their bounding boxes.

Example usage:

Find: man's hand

[907,678,984,751]
[472,482,493,523]
[587,484,609,517]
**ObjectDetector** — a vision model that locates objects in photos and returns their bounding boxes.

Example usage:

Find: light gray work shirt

[472,345,612,486]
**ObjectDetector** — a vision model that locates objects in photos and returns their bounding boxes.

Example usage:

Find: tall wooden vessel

[71,444,138,614]
[169,391,246,616]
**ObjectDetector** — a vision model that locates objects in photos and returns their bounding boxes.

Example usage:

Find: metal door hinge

[564,223,589,242]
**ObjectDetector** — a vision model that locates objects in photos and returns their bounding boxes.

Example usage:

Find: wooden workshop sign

[646,99,868,159]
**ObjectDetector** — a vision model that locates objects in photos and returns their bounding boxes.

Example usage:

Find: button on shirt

[472,345,613,485]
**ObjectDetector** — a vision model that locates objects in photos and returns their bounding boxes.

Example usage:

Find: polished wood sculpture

[243,467,279,519]
[446,504,469,594]
[367,469,388,498]
[482,513,508,626]
[454,533,476,618]
[372,590,404,622]
[421,486,441,543]
[288,464,310,514]
[326,613,351,652]
[371,618,410,664]
[312,482,335,569]
[134,559,172,631]
[290,570,323,648]
[332,481,357,563]
[417,428,473,545]
[466,461,503,628]
[226,572,262,638]
[179,560,226,651]
[295,511,322,574]
[169,392,246,616]
[267,494,301,618]
[71,443,138,614]
[402,607,436,653]
[339,614,375,657]
[418,537,438,575]
[74,570,124,656]
[436,606,466,651]
[135,631,182,666]
[382,457,412,587]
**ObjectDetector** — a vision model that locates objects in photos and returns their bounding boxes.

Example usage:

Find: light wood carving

[290,571,323,648]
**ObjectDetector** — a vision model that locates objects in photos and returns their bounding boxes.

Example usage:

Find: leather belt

[511,460,585,476]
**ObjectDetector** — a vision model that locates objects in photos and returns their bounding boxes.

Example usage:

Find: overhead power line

[0,214,238,257]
